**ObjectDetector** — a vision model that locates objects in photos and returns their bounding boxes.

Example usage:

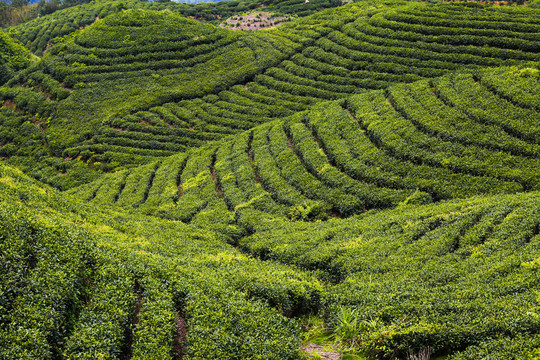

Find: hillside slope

[68,66,540,221]
[2,145,540,359]
[0,30,33,85]
[238,190,540,359]
[0,162,321,360]
[62,66,540,359]
[7,0,339,55]
[1,1,539,189]
[1,1,540,358]
[1,9,303,188]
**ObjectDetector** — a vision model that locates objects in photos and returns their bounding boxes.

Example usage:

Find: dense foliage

[0,30,32,84]
[62,66,540,358]
[68,66,540,219]
[0,163,320,359]
[7,0,340,55]
[1,1,539,190]
[1,0,540,358]
[238,191,540,359]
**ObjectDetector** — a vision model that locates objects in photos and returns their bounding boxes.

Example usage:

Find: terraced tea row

[4,134,540,360]
[3,144,540,360]
[7,0,340,55]
[3,1,540,359]
[7,0,131,55]
[59,1,540,169]
[6,9,306,180]
[0,30,32,85]
[0,163,321,360]
[0,85,101,188]
[44,10,316,167]
[236,191,540,359]
[232,2,540,99]
[241,2,540,99]
[3,2,539,187]
[68,67,540,223]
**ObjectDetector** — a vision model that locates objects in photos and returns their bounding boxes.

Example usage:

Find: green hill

[0,163,318,360]
[2,130,540,359]
[7,0,340,56]
[2,1,540,189]
[67,66,540,221]
[1,0,540,358]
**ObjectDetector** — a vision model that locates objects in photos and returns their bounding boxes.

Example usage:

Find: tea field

[1,0,540,188]
[0,0,539,358]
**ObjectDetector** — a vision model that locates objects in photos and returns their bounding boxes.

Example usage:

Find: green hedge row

[138,153,187,212]
[0,197,95,359]
[388,8,540,34]
[400,80,540,157]
[479,66,540,111]
[66,67,538,220]
[93,135,186,153]
[237,191,540,358]
[104,115,215,141]
[1,163,328,359]
[347,89,534,190]
[214,131,289,216]
[306,99,519,200]
[374,10,539,51]
[64,36,234,67]
[388,82,540,188]
[251,122,330,219]
[63,257,136,360]
[115,161,161,209]
[351,21,540,62]
[88,170,129,204]
[286,116,430,210]
[433,71,540,145]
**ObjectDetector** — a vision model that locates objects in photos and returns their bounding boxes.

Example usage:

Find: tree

[38,0,59,16]
[10,0,30,7]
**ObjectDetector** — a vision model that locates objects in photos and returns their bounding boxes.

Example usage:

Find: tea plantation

[1,0,540,188]
[0,30,33,85]
[1,0,540,358]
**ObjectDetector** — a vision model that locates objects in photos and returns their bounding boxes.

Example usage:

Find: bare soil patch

[173,316,188,360]
[221,12,290,31]
[302,343,341,360]
[3,100,17,110]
